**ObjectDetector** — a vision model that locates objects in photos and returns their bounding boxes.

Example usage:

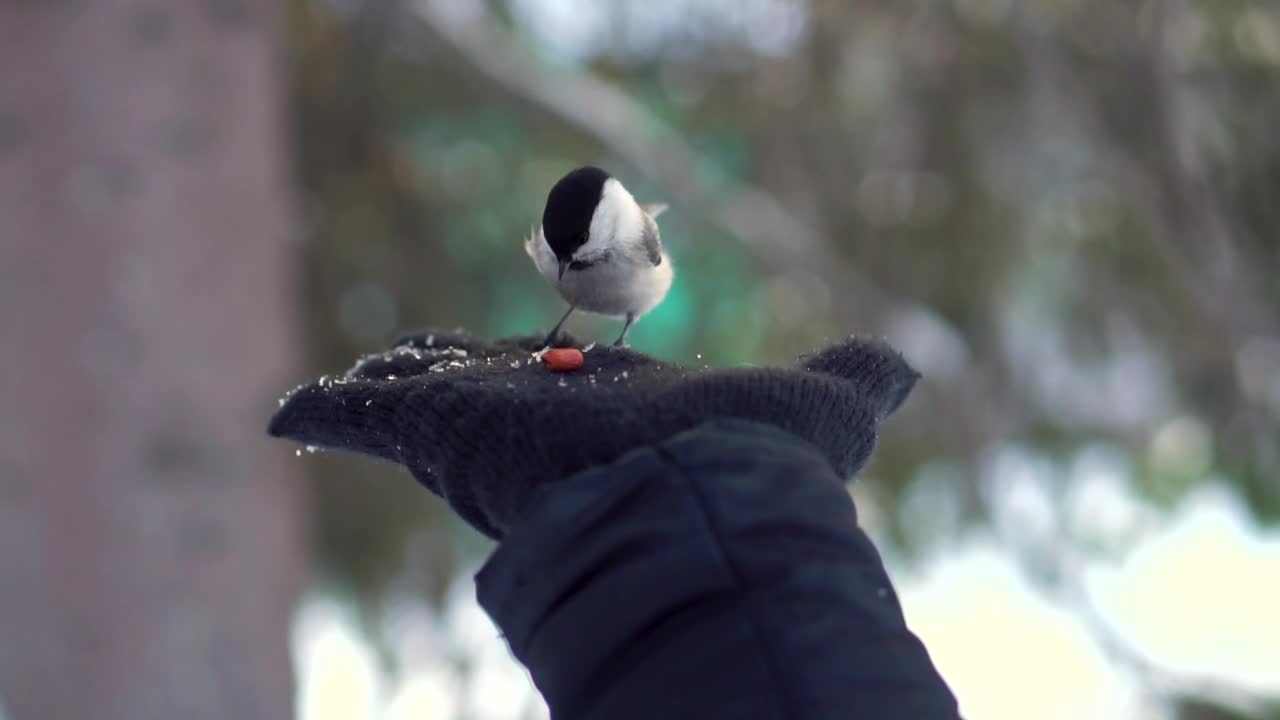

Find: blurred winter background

[2,0,1279,718]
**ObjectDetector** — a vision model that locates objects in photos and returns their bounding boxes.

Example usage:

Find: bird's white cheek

[585,177,644,253]
[587,208,617,253]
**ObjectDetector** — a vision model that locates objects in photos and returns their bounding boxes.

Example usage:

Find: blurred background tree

[0,1,303,719]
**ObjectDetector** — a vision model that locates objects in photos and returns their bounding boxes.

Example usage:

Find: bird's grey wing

[641,211,663,266]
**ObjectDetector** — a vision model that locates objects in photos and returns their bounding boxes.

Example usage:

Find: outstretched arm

[478,420,960,720]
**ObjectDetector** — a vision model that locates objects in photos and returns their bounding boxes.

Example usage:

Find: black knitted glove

[268,329,920,539]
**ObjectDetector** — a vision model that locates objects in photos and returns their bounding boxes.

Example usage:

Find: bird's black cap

[542,166,610,261]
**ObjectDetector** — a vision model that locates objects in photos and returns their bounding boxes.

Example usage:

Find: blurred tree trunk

[0,2,304,719]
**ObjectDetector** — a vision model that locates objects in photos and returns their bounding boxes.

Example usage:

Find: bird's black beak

[558,259,569,280]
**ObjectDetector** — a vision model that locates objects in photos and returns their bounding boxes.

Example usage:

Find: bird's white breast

[526,228,673,319]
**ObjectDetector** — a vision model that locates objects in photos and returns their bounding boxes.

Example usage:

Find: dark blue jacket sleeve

[475,419,960,720]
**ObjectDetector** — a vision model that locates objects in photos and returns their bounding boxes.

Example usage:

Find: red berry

[542,348,585,373]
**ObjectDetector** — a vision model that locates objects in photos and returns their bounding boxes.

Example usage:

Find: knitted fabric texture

[268,329,920,539]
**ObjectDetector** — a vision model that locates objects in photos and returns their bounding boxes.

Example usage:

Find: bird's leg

[613,313,637,348]
[544,306,575,346]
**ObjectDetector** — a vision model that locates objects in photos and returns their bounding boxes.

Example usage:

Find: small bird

[526,166,674,347]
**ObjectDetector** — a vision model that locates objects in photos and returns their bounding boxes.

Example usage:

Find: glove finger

[267,378,407,464]
[798,336,921,420]
[345,343,480,381]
